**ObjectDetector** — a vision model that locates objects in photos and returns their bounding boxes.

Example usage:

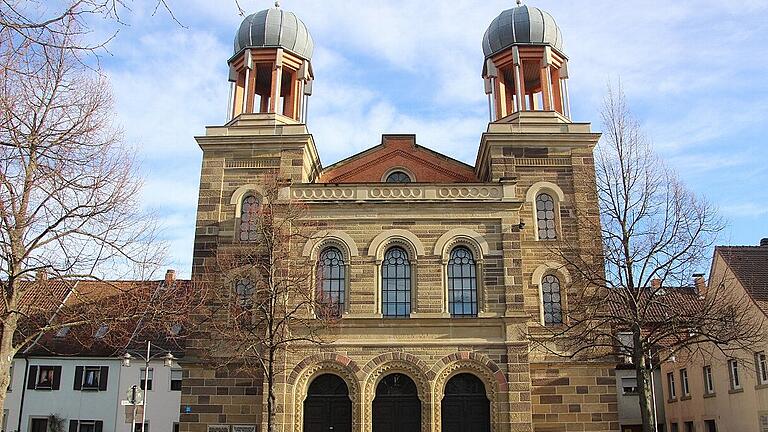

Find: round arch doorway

[372,373,421,432]
[303,374,352,432]
[441,373,490,432]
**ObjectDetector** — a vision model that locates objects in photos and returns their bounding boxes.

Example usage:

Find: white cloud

[87,0,768,273]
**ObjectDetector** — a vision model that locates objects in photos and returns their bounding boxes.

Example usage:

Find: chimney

[650,278,662,288]
[693,273,706,294]
[164,269,176,286]
[760,238,768,247]
[36,269,48,281]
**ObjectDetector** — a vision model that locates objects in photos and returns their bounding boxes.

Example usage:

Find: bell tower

[482,3,571,120]
[227,2,315,122]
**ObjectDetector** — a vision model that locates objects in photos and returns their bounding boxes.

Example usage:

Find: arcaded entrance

[372,373,421,432]
[441,373,490,432]
[303,374,352,432]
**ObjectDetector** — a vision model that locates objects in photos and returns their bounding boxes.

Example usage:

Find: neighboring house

[4,356,182,432]
[662,239,768,432]
[614,284,705,432]
[2,271,188,432]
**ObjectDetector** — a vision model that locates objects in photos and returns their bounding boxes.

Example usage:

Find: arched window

[385,171,412,183]
[448,247,477,317]
[536,192,557,240]
[541,274,563,324]
[239,195,260,241]
[234,278,254,307]
[317,247,346,318]
[382,247,411,317]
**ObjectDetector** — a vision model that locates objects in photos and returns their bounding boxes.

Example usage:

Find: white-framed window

[621,376,638,395]
[68,420,103,432]
[680,369,690,396]
[703,365,715,394]
[170,369,182,391]
[84,366,101,389]
[757,351,768,385]
[729,359,741,390]
[667,372,676,399]
[132,422,149,432]
[29,365,61,390]
[140,368,154,391]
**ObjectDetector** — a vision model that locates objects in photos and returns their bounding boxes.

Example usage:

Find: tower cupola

[226,3,314,122]
[482,4,571,121]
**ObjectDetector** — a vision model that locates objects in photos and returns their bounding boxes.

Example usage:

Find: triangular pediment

[320,135,477,183]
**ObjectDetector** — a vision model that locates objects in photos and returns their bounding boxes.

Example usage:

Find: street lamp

[121,341,177,432]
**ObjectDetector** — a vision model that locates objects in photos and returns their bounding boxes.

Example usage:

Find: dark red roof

[717,245,768,316]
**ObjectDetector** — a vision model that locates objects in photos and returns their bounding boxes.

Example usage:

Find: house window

[385,171,411,183]
[541,274,563,325]
[140,368,154,391]
[30,418,49,432]
[381,247,411,318]
[239,195,260,241]
[68,420,103,432]
[75,366,108,391]
[684,422,694,432]
[234,278,254,308]
[680,369,689,396]
[704,420,717,432]
[617,332,633,363]
[447,247,477,317]
[670,423,678,432]
[133,423,149,432]
[29,365,61,390]
[535,192,557,240]
[316,247,346,318]
[170,369,182,391]
[7,364,12,391]
[728,359,741,390]
[703,365,714,394]
[667,372,676,399]
[757,351,768,385]
[174,423,180,432]
[55,326,70,338]
[760,414,768,432]
[621,377,638,395]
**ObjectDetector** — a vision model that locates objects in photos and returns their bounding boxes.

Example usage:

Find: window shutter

[27,366,37,389]
[99,366,109,391]
[52,366,62,390]
[68,420,78,432]
[95,420,103,432]
[74,366,83,390]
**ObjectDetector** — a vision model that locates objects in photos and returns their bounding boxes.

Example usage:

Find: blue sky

[89,0,768,276]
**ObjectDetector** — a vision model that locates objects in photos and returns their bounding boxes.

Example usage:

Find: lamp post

[122,341,176,432]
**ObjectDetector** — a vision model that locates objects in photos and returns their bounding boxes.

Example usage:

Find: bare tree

[536,85,766,432]
[199,176,335,432]
[0,17,184,423]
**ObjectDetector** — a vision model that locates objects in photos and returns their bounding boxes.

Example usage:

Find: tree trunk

[267,349,275,432]
[0,314,19,425]
[635,352,655,432]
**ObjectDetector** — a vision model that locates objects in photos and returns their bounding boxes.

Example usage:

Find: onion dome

[482,5,564,58]
[233,6,314,60]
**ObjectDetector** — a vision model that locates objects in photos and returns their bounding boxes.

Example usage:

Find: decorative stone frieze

[288,183,516,202]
